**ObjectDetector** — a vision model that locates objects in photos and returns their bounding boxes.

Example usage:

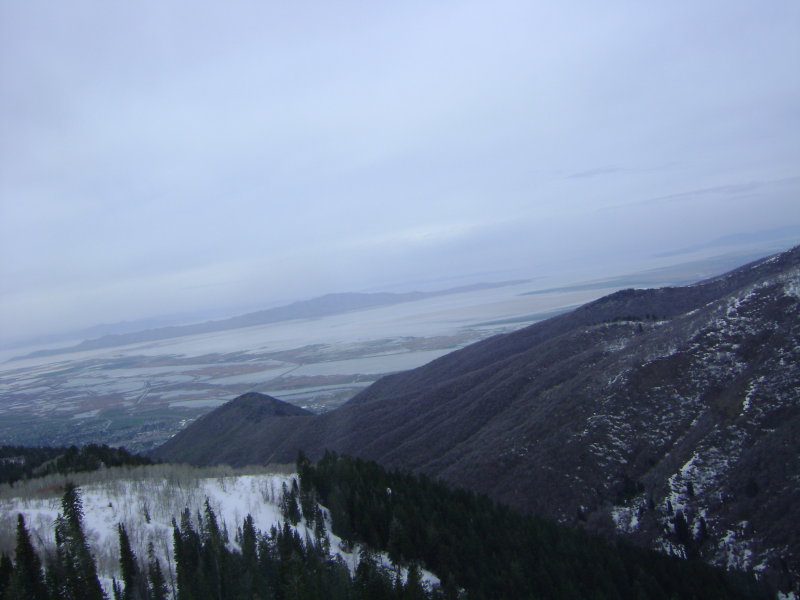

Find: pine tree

[239,515,262,598]
[281,482,301,525]
[147,542,168,600]
[313,505,329,554]
[201,499,225,600]
[55,482,106,600]
[11,514,49,600]
[403,563,427,600]
[673,510,693,556]
[172,515,195,600]
[258,529,279,599]
[45,533,68,600]
[118,523,146,600]
[354,549,393,600]
[0,554,13,600]
[112,577,123,600]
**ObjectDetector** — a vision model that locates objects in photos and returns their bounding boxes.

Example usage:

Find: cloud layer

[1,1,799,341]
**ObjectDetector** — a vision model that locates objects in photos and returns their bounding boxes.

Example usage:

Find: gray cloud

[1,0,799,342]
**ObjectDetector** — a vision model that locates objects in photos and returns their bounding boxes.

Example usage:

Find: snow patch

[784,277,800,299]
[718,522,755,572]
[611,500,645,534]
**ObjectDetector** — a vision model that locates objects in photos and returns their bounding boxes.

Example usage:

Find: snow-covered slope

[0,465,439,595]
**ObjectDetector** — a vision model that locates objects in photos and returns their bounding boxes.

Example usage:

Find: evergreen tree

[313,506,329,554]
[281,481,302,525]
[173,514,202,600]
[146,542,169,600]
[55,482,106,600]
[354,549,394,600]
[10,514,49,600]
[0,554,13,600]
[239,515,263,598]
[200,499,225,600]
[112,577,123,600]
[257,530,279,599]
[45,535,68,600]
[673,509,694,557]
[403,563,427,600]
[118,523,146,600]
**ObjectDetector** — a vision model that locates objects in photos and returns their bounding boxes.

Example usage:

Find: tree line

[0,444,155,486]
[296,451,771,600]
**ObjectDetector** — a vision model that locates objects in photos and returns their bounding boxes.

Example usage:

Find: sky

[1,0,799,344]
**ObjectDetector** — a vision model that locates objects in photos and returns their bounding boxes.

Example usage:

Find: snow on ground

[611,501,644,534]
[719,522,755,572]
[785,277,800,300]
[1,470,292,582]
[0,467,439,595]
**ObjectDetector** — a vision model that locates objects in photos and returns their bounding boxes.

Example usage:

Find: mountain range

[12,281,526,360]
[154,244,800,589]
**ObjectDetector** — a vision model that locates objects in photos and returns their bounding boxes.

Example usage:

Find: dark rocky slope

[154,245,800,589]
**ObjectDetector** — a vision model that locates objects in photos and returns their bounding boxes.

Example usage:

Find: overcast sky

[1,1,799,343]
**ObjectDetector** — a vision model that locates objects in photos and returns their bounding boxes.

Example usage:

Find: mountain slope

[155,392,313,465]
[154,245,800,588]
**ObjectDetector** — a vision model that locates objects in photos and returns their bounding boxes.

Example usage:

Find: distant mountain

[154,245,800,589]
[11,281,525,360]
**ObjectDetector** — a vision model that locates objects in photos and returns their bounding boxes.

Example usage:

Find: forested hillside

[0,454,773,599]
[0,444,155,486]
[296,452,770,600]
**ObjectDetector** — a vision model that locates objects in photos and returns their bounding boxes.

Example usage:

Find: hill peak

[224,392,313,419]
[152,392,312,465]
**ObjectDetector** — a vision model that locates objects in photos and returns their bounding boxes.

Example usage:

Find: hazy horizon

[2,238,795,357]
[2,1,799,344]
